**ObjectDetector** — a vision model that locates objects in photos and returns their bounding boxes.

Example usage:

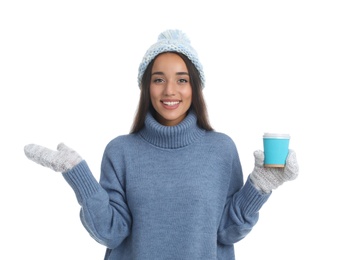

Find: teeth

[163,101,179,106]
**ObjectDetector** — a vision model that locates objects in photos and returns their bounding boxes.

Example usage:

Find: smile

[162,101,180,106]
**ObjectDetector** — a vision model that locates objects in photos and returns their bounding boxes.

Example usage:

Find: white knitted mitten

[24,143,82,173]
[250,149,299,193]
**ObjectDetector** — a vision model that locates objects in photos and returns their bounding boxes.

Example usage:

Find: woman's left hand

[250,150,299,193]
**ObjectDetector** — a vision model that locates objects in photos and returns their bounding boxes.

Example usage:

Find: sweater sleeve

[62,158,132,249]
[218,176,270,245]
[217,144,271,245]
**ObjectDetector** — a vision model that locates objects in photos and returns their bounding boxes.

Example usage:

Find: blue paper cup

[263,133,290,168]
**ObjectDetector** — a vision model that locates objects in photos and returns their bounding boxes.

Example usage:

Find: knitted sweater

[63,111,270,260]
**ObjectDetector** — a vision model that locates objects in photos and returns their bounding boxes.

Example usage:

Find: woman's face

[150,53,192,126]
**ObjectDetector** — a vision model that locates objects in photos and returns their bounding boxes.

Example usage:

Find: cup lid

[263,133,290,139]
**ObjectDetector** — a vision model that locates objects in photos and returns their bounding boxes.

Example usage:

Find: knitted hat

[138,29,205,89]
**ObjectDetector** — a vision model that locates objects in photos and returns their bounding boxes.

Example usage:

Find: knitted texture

[138,29,205,88]
[24,143,82,173]
[61,112,269,259]
[250,150,299,193]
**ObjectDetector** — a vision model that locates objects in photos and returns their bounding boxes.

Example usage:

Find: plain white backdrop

[1,0,338,259]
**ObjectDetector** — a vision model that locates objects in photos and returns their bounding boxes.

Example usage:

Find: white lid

[263,133,290,139]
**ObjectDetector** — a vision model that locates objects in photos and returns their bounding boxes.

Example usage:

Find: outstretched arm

[24,143,132,249]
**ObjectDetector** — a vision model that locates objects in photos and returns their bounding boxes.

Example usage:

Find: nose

[164,80,176,96]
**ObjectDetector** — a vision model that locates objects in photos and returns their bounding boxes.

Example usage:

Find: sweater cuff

[62,161,101,204]
[237,175,271,215]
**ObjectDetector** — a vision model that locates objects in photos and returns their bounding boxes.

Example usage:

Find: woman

[24,29,299,259]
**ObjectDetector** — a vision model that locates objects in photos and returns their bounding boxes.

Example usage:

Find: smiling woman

[149,52,192,126]
[23,29,299,260]
[131,30,213,133]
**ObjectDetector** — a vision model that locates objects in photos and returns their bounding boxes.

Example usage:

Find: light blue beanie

[138,29,205,89]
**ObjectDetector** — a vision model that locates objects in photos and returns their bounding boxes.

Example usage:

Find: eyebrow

[151,71,189,76]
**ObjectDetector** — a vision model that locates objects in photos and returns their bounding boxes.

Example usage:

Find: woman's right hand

[24,143,83,173]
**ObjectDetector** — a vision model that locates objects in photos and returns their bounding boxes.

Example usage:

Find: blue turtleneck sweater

[63,112,270,260]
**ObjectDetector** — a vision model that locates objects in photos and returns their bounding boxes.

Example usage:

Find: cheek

[183,88,193,101]
[150,85,159,98]
[149,86,159,106]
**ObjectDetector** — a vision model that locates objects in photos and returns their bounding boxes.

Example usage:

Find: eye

[153,78,164,83]
[178,78,189,83]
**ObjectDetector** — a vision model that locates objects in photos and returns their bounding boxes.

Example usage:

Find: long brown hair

[130,52,213,133]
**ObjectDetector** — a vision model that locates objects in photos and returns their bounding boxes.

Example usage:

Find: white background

[1,0,338,259]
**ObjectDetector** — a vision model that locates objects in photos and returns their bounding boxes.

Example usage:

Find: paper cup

[263,133,290,168]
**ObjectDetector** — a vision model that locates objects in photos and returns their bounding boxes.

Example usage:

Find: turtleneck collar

[138,111,205,149]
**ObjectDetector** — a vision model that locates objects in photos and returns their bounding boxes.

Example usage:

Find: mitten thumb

[253,150,264,167]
